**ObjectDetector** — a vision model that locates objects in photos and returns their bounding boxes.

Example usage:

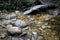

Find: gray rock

[37,36,45,40]
[6,13,16,20]
[42,25,51,29]
[48,9,59,16]
[0,33,7,39]
[11,37,20,40]
[6,24,22,34]
[2,20,11,25]
[15,20,27,27]
[32,32,37,40]
[15,11,19,14]
[20,32,27,37]
[26,16,34,21]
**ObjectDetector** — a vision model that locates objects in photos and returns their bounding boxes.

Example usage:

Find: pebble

[45,17,50,21]
[36,22,42,27]
[42,25,47,29]
[46,26,51,28]
[42,25,51,29]
[37,36,45,40]
[26,16,34,21]
[15,11,22,16]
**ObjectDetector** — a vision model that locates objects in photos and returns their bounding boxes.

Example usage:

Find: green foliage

[25,0,35,3]
[0,0,60,11]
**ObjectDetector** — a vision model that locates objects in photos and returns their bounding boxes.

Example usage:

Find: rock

[32,32,37,40]
[26,15,31,19]
[26,15,34,21]
[44,23,49,26]
[0,33,7,39]
[30,18,34,21]
[6,24,22,34]
[11,18,16,21]
[45,18,50,21]
[11,37,20,40]
[15,20,27,27]
[42,25,47,29]
[2,10,8,13]
[36,22,42,27]
[29,22,36,27]
[23,27,29,30]
[20,32,27,37]
[37,36,45,40]
[48,9,59,16]
[42,25,51,29]
[6,13,16,20]
[15,11,20,14]
[15,11,22,16]
[2,20,11,25]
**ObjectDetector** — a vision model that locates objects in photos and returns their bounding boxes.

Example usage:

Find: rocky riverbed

[0,11,60,40]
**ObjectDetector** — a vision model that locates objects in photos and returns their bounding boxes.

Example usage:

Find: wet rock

[45,18,50,21]
[11,18,16,24]
[15,20,27,27]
